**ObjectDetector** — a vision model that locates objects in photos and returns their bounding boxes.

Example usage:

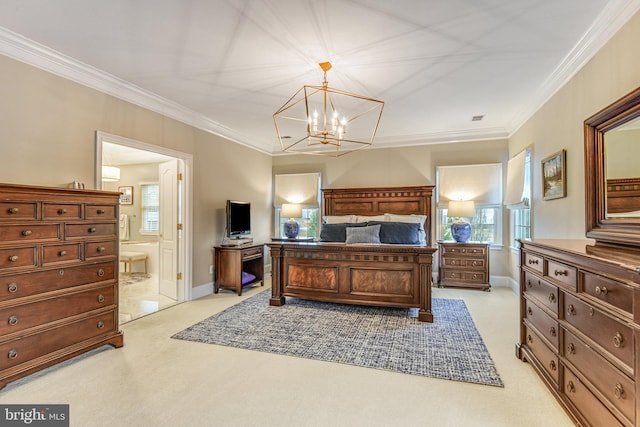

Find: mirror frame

[585,86,640,246]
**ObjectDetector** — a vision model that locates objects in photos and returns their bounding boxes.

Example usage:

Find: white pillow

[386,214,427,243]
[355,214,389,223]
[322,215,357,224]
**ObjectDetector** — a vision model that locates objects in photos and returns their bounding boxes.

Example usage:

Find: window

[506,149,532,248]
[140,183,159,233]
[276,207,319,239]
[436,163,503,246]
[273,172,321,238]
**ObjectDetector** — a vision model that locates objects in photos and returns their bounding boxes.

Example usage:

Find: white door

[159,159,180,300]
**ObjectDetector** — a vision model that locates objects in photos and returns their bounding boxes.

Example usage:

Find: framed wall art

[542,149,566,200]
[118,186,133,205]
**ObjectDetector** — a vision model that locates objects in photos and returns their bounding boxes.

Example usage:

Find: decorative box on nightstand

[437,241,490,290]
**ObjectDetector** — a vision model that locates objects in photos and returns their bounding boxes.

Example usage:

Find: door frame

[94,131,193,302]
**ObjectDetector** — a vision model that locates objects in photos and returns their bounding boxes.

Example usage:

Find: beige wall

[0,54,272,289]
[273,140,511,277]
[508,11,640,279]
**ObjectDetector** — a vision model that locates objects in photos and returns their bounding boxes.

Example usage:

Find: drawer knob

[567,343,575,354]
[526,279,532,288]
[8,255,18,262]
[97,294,105,303]
[7,349,17,360]
[58,208,67,215]
[97,209,105,215]
[8,315,18,326]
[59,250,67,257]
[8,282,18,293]
[613,332,624,348]
[549,360,556,371]
[21,230,32,236]
[614,383,624,399]
[97,246,106,253]
[554,269,568,276]
[548,293,556,304]
[451,260,456,265]
[472,274,478,279]
[472,261,478,266]
[97,320,105,329]
[528,259,539,265]
[8,207,19,214]
[550,326,556,337]
[567,304,576,316]
[595,286,608,296]
[449,273,456,278]
[89,227,97,233]
[97,268,105,277]
[527,334,533,344]
[566,381,575,393]
[527,307,533,316]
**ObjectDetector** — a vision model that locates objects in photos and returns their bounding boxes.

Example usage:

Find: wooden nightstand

[437,241,490,291]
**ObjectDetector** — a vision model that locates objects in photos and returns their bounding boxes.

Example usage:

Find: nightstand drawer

[242,246,263,260]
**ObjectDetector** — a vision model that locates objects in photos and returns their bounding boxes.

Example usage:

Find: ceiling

[0,1,638,156]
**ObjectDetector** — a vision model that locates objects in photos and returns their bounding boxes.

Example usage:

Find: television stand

[213,242,264,296]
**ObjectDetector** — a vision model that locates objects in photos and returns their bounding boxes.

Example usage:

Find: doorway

[95,131,193,322]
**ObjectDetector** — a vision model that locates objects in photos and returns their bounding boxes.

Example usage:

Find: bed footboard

[267,242,437,322]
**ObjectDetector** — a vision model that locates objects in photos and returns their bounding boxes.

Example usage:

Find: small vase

[284,219,299,239]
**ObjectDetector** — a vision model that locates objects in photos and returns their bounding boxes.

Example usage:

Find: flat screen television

[226,200,251,238]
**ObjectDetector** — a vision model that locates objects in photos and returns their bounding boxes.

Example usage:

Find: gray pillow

[320,222,367,242]
[345,224,381,244]
[367,221,420,244]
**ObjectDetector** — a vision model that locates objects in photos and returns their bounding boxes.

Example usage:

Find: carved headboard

[322,185,435,245]
[606,178,640,214]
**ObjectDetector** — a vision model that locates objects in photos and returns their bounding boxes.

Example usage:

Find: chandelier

[273,62,384,157]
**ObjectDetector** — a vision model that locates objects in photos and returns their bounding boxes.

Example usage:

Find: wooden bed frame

[606,178,640,214]
[267,185,437,322]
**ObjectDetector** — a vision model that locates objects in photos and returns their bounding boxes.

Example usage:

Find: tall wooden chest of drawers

[517,239,640,426]
[0,183,123,389]
[437,241,490,290]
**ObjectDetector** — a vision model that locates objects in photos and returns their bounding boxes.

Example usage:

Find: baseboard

[192,282,214,300]
[489,275,519,294]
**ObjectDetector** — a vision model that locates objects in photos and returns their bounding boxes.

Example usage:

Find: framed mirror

[585,86,640,246]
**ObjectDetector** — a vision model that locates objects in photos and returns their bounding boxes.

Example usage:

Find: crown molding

[508,0,640,136]
[0,27,272,155]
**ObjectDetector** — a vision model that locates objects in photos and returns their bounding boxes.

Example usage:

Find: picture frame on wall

[542,149,566,200]
[118,186,133,205]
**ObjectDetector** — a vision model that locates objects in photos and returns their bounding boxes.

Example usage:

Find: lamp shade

[102,165,121,182]
[448,200,475,218]
[281,203,302,219]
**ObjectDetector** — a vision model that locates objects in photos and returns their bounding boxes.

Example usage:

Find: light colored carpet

[173,290,503,386]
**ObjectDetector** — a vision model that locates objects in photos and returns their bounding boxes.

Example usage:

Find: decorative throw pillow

[345,224,381,244]
[320,222,367,242]
[367,221,420,244]
[385,214,428,243]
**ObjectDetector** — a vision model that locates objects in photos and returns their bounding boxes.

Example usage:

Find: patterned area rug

[119,273,151,286]
[172,290,503,387]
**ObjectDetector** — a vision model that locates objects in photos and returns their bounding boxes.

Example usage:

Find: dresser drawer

[563,368,624,427]
[525,298,559,350]
[564,293,634,371]
[442,270,487,283]
[65,223,117,239]
[0,246,37,270]
[443,245,486,257]
[547,259,577,290]
[524,325,559,385]
[0,310,117,370]
[85,204,117,220]
[523,271,558,315]
[42,243,82,265]
[0,285,115,336]
[42,203,82,220]
[0,261,115,301]
[242,246,263,260]
[582,272,633,317]
[562,328,635,423]
[0,224,60,242]
[523,252,543,273]
[85,240,116,259]
[0,202,38,221]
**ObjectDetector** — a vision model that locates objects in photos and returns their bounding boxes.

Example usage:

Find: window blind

[437,163,502,208]
[504,149,531,209]
[141,184,159,232]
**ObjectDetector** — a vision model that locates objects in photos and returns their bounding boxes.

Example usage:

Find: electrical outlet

[209,265,214,274]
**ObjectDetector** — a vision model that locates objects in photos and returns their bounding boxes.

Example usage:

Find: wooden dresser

[0,183,123,389]
[437,241,490,290]
[517,239,640,426]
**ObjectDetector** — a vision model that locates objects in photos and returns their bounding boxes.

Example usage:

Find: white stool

[119,251,148,274]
